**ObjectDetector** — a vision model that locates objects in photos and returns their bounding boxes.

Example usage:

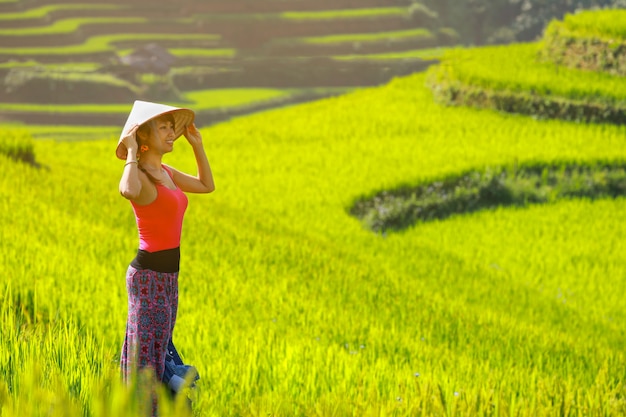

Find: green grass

[427,42,626,105]
[168,48,236,58]
[0,17,144,36]
[16,124,120,141]
[184,88,294,109]
[549,9,626,40]
[193,7,409,22]
[0,61,100,71]
[0,33,223,56]
[281,7,409,21]
[0,88,316,114]
[14,69,138,88]
[2,66,626,415]
[2,6,626,416]
[106,32,221,45]
[298,28,433,45]
[334,47,449,61]
[0,4,124,21]
[0,126,34,163]
[352,161,626,232]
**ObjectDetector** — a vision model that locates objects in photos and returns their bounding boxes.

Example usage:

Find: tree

[509,0,622,41]
[419,0,626,46]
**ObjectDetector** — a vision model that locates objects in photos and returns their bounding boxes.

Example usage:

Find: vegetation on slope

[2,68,626,414]
[0,0,447,121]
[0,127,35,164]
[543,9,626,75]
[2,6,626,415]
[427,9,626,123]
[351,161,626,232]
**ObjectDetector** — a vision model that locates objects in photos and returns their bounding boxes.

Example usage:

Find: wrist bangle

[124,161,138,167]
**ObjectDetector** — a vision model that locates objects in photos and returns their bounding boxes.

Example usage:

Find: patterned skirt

[120,265,179,382]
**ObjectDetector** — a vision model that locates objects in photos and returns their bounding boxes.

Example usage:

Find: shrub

[0,128,36,165]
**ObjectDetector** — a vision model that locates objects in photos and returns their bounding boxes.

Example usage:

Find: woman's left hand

[183,123,203,147]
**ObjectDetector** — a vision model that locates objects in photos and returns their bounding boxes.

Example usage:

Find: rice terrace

[1,0,626,416]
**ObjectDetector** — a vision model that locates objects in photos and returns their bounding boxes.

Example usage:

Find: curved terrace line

[350,162,626,233]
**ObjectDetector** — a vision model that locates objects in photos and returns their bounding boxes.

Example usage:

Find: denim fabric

[162,340,200,392]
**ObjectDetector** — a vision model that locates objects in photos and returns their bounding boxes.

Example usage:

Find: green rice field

[0,88,293,113]
[0,0,446,126]
[2,5,626,417]
[334,47,448,61]
[546,9,626,40]
[299,28,433,45]
[280,7,409,20]
[0,33,224,56]
[0,4,124,21]
[2,62,626,415]
[427,42,626,105]
[0,17,145,36]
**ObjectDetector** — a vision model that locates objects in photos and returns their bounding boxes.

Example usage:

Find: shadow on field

[351,161,626,233]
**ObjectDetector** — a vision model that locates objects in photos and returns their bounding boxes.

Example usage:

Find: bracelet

[124,161,138,167]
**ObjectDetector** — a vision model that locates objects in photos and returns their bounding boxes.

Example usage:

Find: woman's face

[140,116,177,155]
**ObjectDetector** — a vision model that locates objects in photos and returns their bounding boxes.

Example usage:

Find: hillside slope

[0,0,457,126]
[2,47,626,417]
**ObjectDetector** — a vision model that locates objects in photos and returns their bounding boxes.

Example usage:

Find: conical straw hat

[116,100,195,160]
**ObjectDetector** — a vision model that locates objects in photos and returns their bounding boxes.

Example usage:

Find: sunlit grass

[2,6,626,416]
[184,88,292,109]
[550,9,626,39]
[296,28,433,45]
[2,68,626,414]
[0,60,99,70]
[0,17,144,35]
[0,33,221,56]
[334,47,449,60]
[0,126,34,162]
[21,124,120,141]
[427,42,626,103]
[0,88,323,115]
[195,7,409,22]
[0,3,124,21]
[169,48,236,58]
[281,7,409,20]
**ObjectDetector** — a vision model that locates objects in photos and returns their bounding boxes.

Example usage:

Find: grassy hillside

[426,42,626,123]
[2,53,626,417]
[543,9,626,75]
[3,6,626,417]
[0,0,456,126]
[427,9,626,123]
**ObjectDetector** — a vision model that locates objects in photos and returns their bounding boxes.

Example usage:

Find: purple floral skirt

[120,266,179,382]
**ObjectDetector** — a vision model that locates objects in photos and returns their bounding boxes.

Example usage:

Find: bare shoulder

[162,164,187,182]
[132,169,158,205]
[162,164,182,176]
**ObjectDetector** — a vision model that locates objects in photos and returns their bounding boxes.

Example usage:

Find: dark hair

[136,113,176,143]
[137,113,176,184]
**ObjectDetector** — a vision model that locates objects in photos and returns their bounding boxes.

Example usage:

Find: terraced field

[426,9,626,124]
[0,0,455,127]
[2,7,625,417]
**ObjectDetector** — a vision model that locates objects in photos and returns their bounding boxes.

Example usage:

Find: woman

[116,101,214,401]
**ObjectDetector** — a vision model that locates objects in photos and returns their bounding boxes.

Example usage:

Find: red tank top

[131,166,188,252]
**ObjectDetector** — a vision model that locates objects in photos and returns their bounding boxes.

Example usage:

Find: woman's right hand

[121,124,139,154]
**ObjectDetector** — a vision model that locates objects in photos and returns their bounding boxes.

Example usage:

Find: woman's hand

[121,124,139,154]
[172,123,214,194]
[183,123,203,148]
